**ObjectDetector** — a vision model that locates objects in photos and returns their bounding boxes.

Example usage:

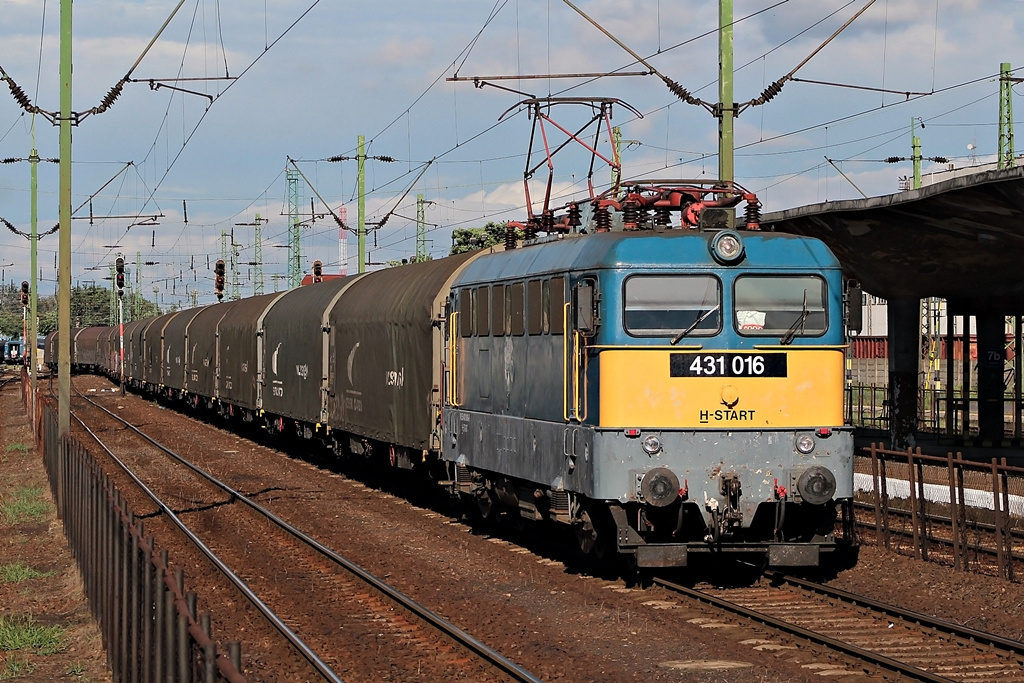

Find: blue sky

[1,0,1023,307]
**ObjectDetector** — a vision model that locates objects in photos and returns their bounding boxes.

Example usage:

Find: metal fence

[858,443,1024,581]
[41,406,247,682]
[846,383,1024,439]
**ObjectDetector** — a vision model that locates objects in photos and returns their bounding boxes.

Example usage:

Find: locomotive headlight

[796,466,837,505]
[641,435,662,455]
[795,433,815,454]
[710,230,745,264]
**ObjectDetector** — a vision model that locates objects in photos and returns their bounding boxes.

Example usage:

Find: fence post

[201,614,216,683]
[142,536,154,683]
[1000,461,1014,582]
[113,491,124,682]
[946,452,960,571]
[870,443,883,546]
[228,641,242,676]
[880,451,891,549]
[906,449,920,559]
[130,522,141,683]
[955,453,968,571]
[176,570,189,683]
[915,448,928,561]
[992,459,1007,579]
[154,550,165,683]
[164,582,175,683]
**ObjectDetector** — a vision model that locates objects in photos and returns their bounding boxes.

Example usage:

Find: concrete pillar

[887,298,920,449]
[976,313,1006,444]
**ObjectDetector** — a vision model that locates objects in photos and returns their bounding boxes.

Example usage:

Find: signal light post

[115,256,125,395]
[312,259,323,284]
[20,281,29,365]
[214,259,226,301]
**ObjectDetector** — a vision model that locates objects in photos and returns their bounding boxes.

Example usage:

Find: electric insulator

[622,205,638,231]
[744,199,762,231]
[654,207,671,227]
[662,77,703,107]
[568,204,582,228]
[541,212,554,233]
[637,208,650,230]
[885,156,902,164]
[524,218,538,242]
[505,224,517,250]
[594,207,612,232]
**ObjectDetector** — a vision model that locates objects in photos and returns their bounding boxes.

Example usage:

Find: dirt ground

[0,374,109,682]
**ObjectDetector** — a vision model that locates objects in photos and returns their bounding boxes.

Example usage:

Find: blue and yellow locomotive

[444,216,854,568]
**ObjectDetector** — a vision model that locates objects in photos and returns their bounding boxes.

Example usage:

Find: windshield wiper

[671,305,719,345]
[779,290,809,346]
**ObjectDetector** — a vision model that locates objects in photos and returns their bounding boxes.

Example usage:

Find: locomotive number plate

[670,353,787,378]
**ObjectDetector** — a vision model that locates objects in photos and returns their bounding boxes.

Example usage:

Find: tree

[386,254,434,268]
[28,285,163,336]
[449,221,521,255]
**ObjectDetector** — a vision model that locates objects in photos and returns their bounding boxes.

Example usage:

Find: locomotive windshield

[624,275,721,337]
[733,275,827,337]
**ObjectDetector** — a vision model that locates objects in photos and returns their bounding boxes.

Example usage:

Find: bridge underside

[764,166,1024,450]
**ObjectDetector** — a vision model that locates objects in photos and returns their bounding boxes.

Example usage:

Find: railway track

[656,571,1024,682]
[70,382,543,682]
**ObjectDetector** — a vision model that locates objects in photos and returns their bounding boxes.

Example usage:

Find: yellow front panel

[598,349,844,428]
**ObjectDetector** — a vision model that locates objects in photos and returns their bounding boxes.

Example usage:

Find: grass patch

[4,443,29,453]
[0,488,49,525]
[0,563,54,583]
[65,662,85,676]
[0,656,35,680]
[0,615,65,655]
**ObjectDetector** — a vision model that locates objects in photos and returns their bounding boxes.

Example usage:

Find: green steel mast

[254,213,264,295]
[57,0,72,436]
[911,117,923,189]
[718,0,734,184]
[999,63,1016,170]
[28,118,38,409]
[287,169,302,287]
[358,135,366,274]
[230,229,240,301]
[416,194,427,262]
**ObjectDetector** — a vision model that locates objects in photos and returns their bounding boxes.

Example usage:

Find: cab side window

[476,286,490,336]
[459,289,474,338]
[510,282,525,336]
[492,284,505,337]
[527,279,543,335]
[548,277,565,334]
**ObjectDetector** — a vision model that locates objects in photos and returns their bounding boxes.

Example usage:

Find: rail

[74,384,544,683]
